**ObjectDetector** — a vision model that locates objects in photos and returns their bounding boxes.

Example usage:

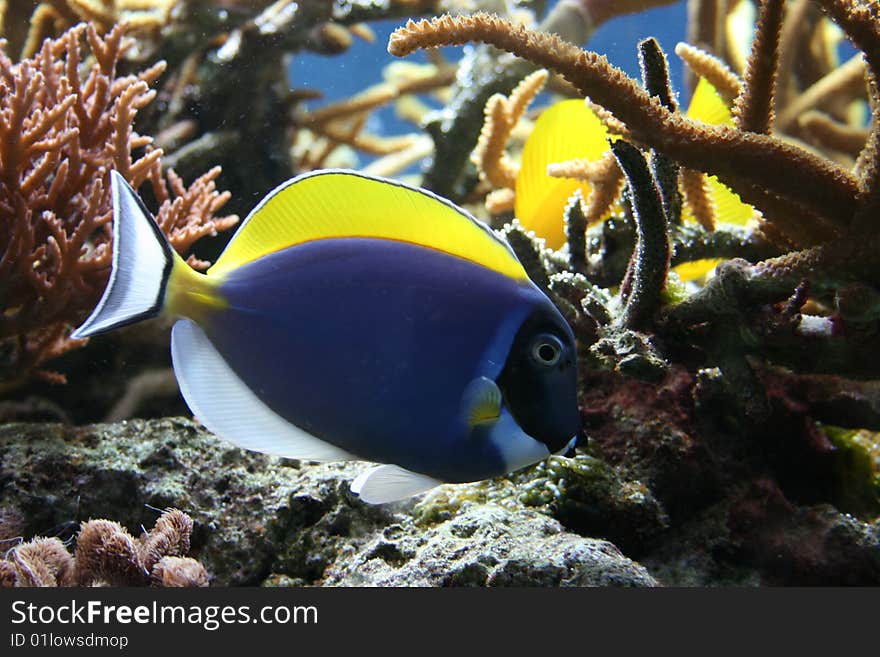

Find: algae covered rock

[0,418,656,586]
[321,503,657,586]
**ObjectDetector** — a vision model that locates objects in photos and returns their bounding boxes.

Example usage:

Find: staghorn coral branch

[388,13,860,240]
[638,38,682,225]
[669,222,780,268]
[548,151,624,225]
[679,167,716,231]
[484,187,516,214]
[818,0,880,82]
[638,37,677,112]
[505,67,549,124]
[675,41,742,104]
[685,0,735,92]
[611,140,670,330]
[854,72,880,195]
[564,190,588,275]
[732,0,785,134]
[473,95,519,189]
[775,0,817,110]
[774,54,866,131]
[471,69,547,191]
[798,110,868,158]
[720,172,841,247]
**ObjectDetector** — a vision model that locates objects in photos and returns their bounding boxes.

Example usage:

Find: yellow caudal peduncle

[164,260,228,322]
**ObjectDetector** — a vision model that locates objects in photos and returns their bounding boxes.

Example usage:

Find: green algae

[823,425,880,518]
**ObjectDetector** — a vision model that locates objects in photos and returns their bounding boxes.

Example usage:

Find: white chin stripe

[490,410,552,473]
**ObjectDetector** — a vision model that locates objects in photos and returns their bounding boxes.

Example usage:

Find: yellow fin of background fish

[514,99,608,250]
[682,78,753,227]
[686,77,732,125]
[675,78,755,283]
[210,170,528,281]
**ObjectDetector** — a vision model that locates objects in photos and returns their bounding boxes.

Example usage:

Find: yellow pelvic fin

[209,171,528,282]
[515,99,609,250]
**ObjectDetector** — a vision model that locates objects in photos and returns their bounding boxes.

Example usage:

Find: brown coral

[387,7,878,280]
[1,508,207,587]
[1,0,177,60]
[294,59,455,173]
[388,12,856,239]
[0,23,238,392]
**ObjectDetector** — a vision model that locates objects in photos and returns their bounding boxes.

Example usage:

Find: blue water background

[289,1,689,168]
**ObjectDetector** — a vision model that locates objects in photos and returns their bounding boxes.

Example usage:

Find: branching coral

[674,41,742,104]
[0,0,178,60]
[0,23,237,392]
[1,508,208,587]
[611,140,671,330]
[389,2,880,409]
[293,58,456,173]
[389,11,857,244]
[388,5,878,280]
[472,69,547,193]
[412,0,680,200]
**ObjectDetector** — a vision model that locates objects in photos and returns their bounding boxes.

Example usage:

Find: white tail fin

[72,171,178,339]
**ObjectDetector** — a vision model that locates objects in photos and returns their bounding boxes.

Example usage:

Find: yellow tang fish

[514,99,610,250]
[514,80,753,281]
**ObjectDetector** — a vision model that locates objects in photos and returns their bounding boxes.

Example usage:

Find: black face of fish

[497,306,580,453]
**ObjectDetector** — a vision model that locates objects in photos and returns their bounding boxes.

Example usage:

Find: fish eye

[530,334,564,367]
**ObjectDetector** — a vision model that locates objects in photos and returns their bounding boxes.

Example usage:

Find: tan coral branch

[680,167,716,231]
[471,69,547,194]
[798,110,868,158]
[388,12,859,241]
[472,95,519,189]
[675,41,741,105]
[775,54,866,131]
[733,0,785,134]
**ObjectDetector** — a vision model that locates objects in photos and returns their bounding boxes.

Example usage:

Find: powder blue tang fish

[73,170,581,503]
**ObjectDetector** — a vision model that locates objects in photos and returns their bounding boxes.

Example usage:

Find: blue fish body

[205,237,557,482]
[73,170,581,503]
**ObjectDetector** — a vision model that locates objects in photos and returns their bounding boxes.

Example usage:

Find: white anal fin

[350,464,442,504]
[171,319,354,462]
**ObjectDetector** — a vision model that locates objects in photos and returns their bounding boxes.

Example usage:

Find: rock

[0,418,656,587]
[322,503,657,586]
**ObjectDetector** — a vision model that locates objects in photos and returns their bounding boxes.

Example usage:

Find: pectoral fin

[461,376,503,427]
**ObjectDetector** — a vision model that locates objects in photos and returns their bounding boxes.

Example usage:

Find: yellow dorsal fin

[208,170,528,281]
[515,99,609,250]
